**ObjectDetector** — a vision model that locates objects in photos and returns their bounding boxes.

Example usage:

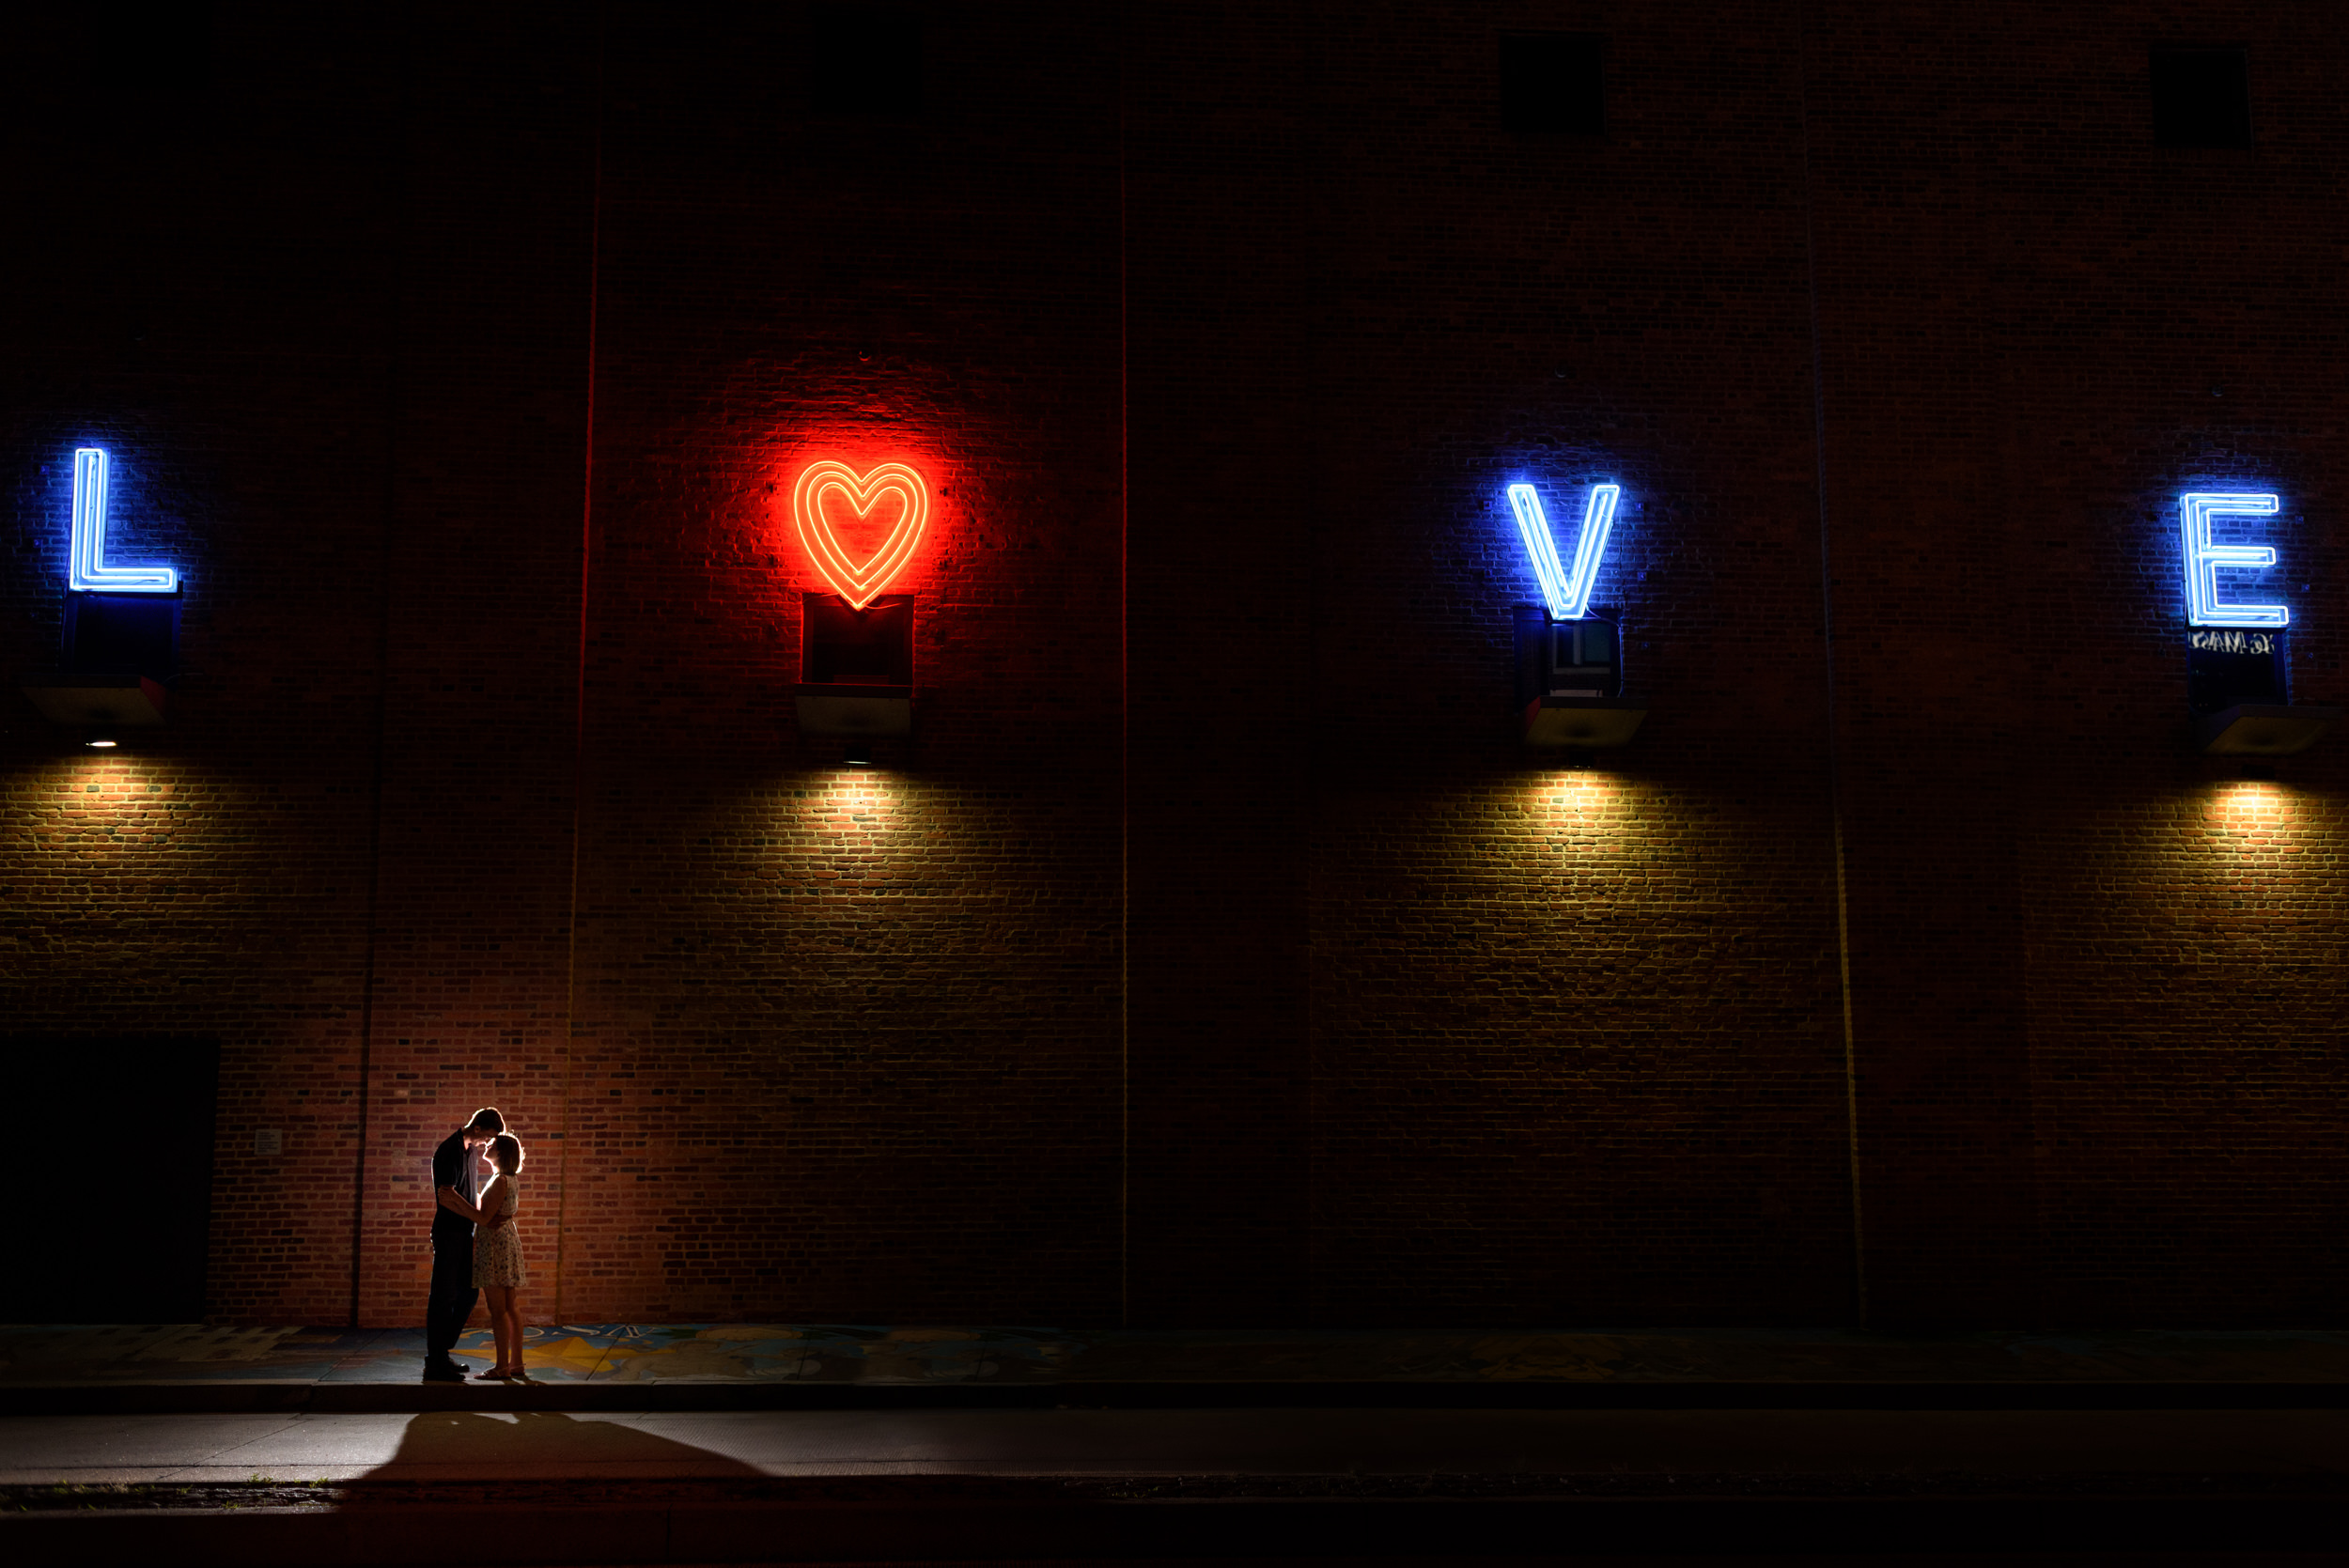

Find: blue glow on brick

[69,448,177,593]
[1508,481,1619,621]
[2179,491,2284,629]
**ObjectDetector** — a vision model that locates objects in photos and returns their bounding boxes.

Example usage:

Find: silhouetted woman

[445,1133,529,1381]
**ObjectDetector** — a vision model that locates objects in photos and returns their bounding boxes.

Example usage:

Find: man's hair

[466,1108,506,1135]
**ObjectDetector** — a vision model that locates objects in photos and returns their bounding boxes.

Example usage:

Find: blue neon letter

[1508,481,1619,621]
[2179,492,2284,629]
[69,447,177,593]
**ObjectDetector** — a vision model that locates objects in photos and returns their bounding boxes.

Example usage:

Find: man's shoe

[421,1359,466,1383]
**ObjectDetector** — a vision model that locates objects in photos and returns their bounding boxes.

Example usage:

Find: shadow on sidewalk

[349,1409,765,1484]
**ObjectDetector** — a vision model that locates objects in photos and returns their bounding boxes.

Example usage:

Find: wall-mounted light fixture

[1508,479,1646,749]
[20,674,169,733]
[793,592,912,742]
[2176,493,2335,755]
[2196,703,2341,755]
[788,459,928,748]
[20,447,179,738]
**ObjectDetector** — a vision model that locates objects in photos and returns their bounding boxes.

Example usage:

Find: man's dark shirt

[430,1129,476,1247]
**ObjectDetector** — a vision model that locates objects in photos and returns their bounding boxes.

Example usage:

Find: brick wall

[1807,0,2349,1324]
[1,3,2341,1329]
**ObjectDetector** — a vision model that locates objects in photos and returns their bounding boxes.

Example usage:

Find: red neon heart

[792,460,929,610]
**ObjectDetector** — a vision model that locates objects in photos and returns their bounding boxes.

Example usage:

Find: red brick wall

[1806,0,2349,1324]
[1124,1,1321,1325]
[555,0,1127,1321]
[0,3,403,1323]
[348,5,602,1331]
[2,3,2342,1329]
[1277,3,1858,1326]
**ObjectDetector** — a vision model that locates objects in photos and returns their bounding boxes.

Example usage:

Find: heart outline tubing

[792,460,929,609]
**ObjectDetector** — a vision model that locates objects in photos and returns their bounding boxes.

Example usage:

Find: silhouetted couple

[421,1108,533,1383]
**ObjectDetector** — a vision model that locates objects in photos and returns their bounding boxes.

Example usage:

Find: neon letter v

[1508,482,1619,621]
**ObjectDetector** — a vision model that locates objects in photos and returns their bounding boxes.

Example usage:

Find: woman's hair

[467,1108,506,1135]
[488,1134,524,1174]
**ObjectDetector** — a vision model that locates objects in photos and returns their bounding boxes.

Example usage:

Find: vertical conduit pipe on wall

[554,6,609,1326]
[1796,1,1869,1327]
[350,21,422,1328]
[1116,12,1132,1330]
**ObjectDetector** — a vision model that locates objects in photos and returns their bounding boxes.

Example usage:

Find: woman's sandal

[472,1364,513,1380]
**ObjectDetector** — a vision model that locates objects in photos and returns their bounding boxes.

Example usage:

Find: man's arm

[438,1185,512,1228]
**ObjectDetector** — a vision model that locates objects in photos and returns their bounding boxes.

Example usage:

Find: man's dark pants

[426,1230,476,1362]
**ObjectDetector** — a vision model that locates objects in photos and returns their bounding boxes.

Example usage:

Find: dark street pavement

[3,1325,2341,1562]
[1,1403,2345,1484]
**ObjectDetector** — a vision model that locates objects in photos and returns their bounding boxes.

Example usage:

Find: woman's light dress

[473,1175,525,1288]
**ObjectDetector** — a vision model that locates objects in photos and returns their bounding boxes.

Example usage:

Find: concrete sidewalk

[3,1404,2346,1485]
[7,1322,2347,1405]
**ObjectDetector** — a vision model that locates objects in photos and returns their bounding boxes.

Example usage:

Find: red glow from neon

[792,460,929,610]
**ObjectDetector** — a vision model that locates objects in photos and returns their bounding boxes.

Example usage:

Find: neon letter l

[70,448,177,593]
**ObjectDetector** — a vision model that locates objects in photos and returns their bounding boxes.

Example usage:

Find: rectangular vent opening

[1501,33,1605,137]
[2152,46,2252,147]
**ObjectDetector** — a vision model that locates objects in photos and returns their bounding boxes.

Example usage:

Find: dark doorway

[3,1037,218,1322]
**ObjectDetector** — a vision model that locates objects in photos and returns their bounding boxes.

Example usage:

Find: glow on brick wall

[2205,779,2300,848]
[783,765,910,871]
[4,751,209,894]
[2159,780,2335,924]
[1522,770,1659,877]
[1354,773,1671,907]
[2027,780,2341,944]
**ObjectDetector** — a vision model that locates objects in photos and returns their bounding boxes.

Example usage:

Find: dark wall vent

[1501,33,1605,137]
[809,6,925,120]
[2151,47,2252,147]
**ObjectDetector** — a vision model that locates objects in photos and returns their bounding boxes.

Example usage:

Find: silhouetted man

[423,1108,505,1382]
